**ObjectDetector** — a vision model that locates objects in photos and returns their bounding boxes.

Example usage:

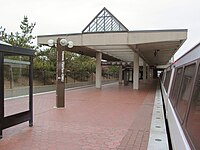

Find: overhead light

[47,39,55,47]
[122,62,126,66]
[67,41,73,48]
[117,62,121,65]
[60,39,68,46]
[47,39,73,49]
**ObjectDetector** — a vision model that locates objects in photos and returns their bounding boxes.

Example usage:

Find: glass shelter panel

[0,43,34,139]
[186,64,200,150]
[4,55,30,117]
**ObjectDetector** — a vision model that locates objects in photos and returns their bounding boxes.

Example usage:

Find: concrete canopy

[37,29,187,66]
[37,7,187,66]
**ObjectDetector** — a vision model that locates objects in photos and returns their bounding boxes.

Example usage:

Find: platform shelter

[37,7,187,90]
[0,41,35,138]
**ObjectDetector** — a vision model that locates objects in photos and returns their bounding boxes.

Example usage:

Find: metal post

[66,72,68,83]
[29,56,33,127]
[0,52,4,138]
[56,38,65,108]
[74,72,75,83]
[147,65,150,80]
[143,61,147,81]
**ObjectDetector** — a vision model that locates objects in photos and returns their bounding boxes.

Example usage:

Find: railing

[4,70,118,98]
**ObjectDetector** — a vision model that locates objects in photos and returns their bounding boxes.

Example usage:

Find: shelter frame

[0,44,34,138]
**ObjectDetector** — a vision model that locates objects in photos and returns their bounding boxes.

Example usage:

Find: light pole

[48,38,73,108]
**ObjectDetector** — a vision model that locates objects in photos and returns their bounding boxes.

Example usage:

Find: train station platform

[0,80,164,150]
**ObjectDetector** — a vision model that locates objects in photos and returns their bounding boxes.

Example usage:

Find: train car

[161,42,200,150]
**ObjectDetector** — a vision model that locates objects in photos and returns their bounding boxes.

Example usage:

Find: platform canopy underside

[38,30,187,66]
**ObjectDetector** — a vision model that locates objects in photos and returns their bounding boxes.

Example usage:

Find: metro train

[161,42,200,150]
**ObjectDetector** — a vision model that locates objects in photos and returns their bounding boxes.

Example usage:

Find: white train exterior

[161,42,200,150]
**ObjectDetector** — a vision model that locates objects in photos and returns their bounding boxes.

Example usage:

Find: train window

[164,70,171,92]
[186,65,200,150]
[170,67,183,106]
[177,64,196,123]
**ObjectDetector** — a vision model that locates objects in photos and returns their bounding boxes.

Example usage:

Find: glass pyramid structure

[82,7,129,33]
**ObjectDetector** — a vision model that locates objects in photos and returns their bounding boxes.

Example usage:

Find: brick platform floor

[0,80,157,150]
[117,83,156,150]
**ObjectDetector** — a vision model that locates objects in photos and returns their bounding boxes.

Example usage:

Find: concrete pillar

[147,65,150,80]
[119,65,122,84]
[124,69,128,86]
[96,52,102,88]
[133,53,139,90]
[153,69,157,78]
[56,38,65,108]
[150,69,153,79]
[143,61,146,81]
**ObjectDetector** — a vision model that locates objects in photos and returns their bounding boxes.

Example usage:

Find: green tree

[1,16,36,49]
[1,17,37,86]
[65,54,95,81]
[0,26,6,40]
[1,16,116,84]
[34,47,57,71]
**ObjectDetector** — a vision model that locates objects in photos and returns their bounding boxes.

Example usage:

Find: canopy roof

[0,40,35,56]
[82,7,128,33]
[37,8,187,67]
[0,40,11,46]
[38,30,186,66]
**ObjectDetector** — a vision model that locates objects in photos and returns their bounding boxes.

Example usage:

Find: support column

[29,56,33,126]
[150,69,153,79]
[153,68,158,79]
[124,69,128,86]
[56,38,65,108]
[147,65,150,80]
[133,52,139,90]
[0,52,4,138]
[96,52,102,88]
[119,65,122,84]
[143,60,146,81]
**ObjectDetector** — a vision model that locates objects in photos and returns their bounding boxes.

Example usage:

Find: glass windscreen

[4,55,30,116]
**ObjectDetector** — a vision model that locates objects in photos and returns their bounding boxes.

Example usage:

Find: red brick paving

[0,80,157,150]
[116,83,156,150]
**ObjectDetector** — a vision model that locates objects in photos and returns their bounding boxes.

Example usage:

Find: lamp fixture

[47,39,55,47]
[59,39,68,46]
[47,39,74,48]
[46,38,74,108]
[67,41,74,48]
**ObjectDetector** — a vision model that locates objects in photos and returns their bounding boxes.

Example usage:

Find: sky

[0,0,200,60]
